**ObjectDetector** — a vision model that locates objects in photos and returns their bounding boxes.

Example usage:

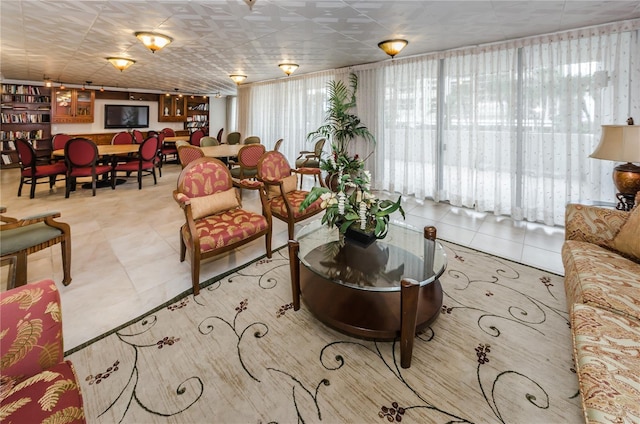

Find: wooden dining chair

[111,131,133,145]
[64,138,115,197]
[178,145,205,168]
[295,138,325,189]
[272,138,284,151]
[243,136,261,145]
[226,132,241,145]
[132,129,144,143]
[113,136,160,189]
[14,138,67,199]
[189,129,205,147]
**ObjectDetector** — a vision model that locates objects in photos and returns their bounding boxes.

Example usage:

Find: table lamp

[590,118,640,210]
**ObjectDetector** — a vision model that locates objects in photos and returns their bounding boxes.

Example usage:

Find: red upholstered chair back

[238,144,266,168]
[139,136,159,162]
[178,145,205,168]
[157,132,165,143]
[190,129,205,147]
[216,128,224,142]
[65,138,98,167]
[257,151,292,182]
[52,133,72,151]
[112,131,132,145]
[161,127,175,137]
[177,157,233,198]
[15,138,36,168]
[132,129,144,143]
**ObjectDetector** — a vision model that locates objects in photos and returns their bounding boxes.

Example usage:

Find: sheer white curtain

[440,45,519,213]
[239,20,639,226]
[236,71,334,163]
[517,22,637,224]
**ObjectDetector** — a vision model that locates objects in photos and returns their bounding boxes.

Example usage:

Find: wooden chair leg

[179,231,186,262]
[191,256,200,296]
[30,178,36,199]
[17,176,24,197]
[14,251,28,288]
[60,237,72,286]
[288,220,295,240]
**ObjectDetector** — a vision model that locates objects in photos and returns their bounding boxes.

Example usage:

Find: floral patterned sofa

[562,202,640,423]
[0,279,85,423]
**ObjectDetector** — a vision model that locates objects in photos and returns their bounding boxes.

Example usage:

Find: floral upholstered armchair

[256,151,324,239]
[0,279,85,423]
[174,157,272,295]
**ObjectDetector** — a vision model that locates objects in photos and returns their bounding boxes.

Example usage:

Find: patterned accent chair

[0,279,85,423]
[64,138,115,197]
[0,207,71,289]
[230,144,265,180]
[173,158,272,295]
[178,145,205,169]
[14,138,67,199]
[256,151,324,239]
[562,201,640,422]
[113,136,159,189]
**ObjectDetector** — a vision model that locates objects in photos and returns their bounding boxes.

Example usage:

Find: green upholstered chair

[226,132,241,145]
[200,136,219,147]
[0,207,71,289]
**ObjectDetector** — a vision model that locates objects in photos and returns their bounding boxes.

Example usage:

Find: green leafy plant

[299,168,404,239]
[307,73,375,162]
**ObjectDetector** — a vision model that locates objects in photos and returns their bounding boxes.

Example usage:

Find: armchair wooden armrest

[564,203,629,249]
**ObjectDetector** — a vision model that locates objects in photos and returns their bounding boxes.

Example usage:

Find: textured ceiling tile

[1,0,639,95]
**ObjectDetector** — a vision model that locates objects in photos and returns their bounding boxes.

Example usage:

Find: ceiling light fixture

[214,92,221,99]
[100,86,105,92]
[107,57,135,72]
[135,32,173,53]
[43,75,53,87]
[229,74,247,85]
[59,82,66,90]
[279,63,299,76]
[378,39,408,58]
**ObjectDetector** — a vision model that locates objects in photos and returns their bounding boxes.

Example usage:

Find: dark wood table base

[288,240,443,368]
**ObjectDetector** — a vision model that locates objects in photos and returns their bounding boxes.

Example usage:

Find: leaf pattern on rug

[68,245,581,423]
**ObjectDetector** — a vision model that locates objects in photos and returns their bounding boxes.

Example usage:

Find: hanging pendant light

[279,63,299,76]
[107,57,135,71]
[135,32,173,53]
[378,39,408,58]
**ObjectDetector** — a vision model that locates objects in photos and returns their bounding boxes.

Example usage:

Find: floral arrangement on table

[300,73,404,240]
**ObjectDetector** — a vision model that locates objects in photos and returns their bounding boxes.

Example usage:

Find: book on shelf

[2,154,11,165]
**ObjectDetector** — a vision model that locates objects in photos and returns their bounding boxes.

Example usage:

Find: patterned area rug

[67,241,582,423]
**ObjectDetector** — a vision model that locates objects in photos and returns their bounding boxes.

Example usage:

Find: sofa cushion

[571,303,640,424]
[0,360,85,423]
[612,206,640,260]
[562,240,640,321]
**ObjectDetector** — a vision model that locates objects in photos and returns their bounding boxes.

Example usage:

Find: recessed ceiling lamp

[279,63,299,76]
[378,39,408,58]
[135,32,173,53]
[107,57,135,72]
[229,74,247,85]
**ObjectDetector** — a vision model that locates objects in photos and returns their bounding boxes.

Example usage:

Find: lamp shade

[378,39,408,58]
[135,32,172,53]
[590,125,640,163]
[229,74,247,85]
[279,63,298,76]
[106,57,135,72]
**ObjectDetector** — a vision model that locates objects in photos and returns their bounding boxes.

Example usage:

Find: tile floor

[0,163,565,351]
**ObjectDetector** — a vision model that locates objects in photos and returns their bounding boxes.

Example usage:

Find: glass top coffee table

[288,220,447,368]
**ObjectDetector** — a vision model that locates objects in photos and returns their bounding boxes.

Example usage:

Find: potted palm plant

[301,73,404,243]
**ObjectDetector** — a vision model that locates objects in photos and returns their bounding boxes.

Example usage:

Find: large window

[240,21,639,226]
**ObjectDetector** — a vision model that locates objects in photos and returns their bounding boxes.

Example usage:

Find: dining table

[163,135,191,143]
[200,144,243,158]
[52,144,140,158]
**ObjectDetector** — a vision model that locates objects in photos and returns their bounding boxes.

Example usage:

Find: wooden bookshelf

[185,96,209,132]
[1,84,52,168]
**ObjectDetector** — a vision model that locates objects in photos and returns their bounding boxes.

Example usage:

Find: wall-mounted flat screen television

[104,105,149,129]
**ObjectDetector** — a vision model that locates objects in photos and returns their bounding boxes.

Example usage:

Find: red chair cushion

[269,190,323,219]
[184,209,269,252]
[22,162,67,177]
[114,161,155,171]
[0,361,85,423]
[68,165,112,177]
[0,280,63,381]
